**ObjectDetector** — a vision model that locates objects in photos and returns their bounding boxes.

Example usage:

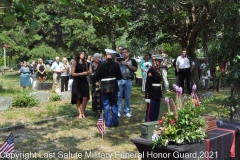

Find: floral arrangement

[152,84,207,147]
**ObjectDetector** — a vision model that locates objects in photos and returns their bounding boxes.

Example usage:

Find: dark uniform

[95,50,122,127]
[145,58,163,122]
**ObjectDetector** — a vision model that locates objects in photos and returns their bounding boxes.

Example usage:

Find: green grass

[0,69,231,159]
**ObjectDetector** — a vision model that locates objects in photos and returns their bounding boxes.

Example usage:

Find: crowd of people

[18,46,225,127]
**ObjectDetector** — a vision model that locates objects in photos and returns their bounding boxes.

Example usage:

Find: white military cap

[104,49,116,54]
[152,55,163,60]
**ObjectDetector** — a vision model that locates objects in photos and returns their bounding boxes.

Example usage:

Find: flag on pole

[96,115,106,136]
[0,133,15,156]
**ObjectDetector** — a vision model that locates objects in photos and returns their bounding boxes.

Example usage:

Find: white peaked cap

[104,49,117,54]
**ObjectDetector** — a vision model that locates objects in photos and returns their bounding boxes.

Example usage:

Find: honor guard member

[95,49,123,127]
[145,55,163,122]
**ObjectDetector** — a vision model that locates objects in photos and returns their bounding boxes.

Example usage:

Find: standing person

[140,53,152,92]
[18,61,32,89]
[68,59,75,91]
[200,58,211,90]
[175,49,195,94]
[37,58,46,82]
[90,53,103,118]
[145,55,163,122]
[114,46,124,59]
[117,48,138,117]
[29,60,37,89]
[60,58,70,92]
[158,47,172,92]
[51,57,62,91]
[71,51,92,119]
[95,49,122,127]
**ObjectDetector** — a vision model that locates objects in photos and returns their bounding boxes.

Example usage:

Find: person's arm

[127,59,138,72]
[175,59,179,73]
[166,55,172,69]
[190,60,195,72]
[18,67,22,74]
[87,62,92,75]
[71,61,88,77]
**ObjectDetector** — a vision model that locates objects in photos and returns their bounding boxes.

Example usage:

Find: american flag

[0,133,15,156]
[96,116,106,135]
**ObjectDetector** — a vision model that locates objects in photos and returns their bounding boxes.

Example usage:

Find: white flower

[152,133,160,141]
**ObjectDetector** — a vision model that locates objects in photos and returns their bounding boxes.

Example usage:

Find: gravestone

[35,82,53,90]
[31,91,50,103]
[201,92,213,101]
[0,97,12,111]
[58,91,71,100]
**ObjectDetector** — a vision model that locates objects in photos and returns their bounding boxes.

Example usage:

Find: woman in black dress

[71,51,92,119]
[90,53,103,118]
[37,58,46,82]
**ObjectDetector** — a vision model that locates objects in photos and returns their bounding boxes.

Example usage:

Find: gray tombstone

[58,91,71,100]
[36,82,53,90]
[201,92,213,101]
[0,97,12,111]
[31,91,50,103]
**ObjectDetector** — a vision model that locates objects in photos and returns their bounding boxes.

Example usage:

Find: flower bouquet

[152,84,207,148]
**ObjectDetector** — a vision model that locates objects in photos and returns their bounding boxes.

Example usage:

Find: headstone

[0,97,12,111]
[201,92,213,101]
[36,82,53,90]
[58,91,71,100]
[31,91,50,103]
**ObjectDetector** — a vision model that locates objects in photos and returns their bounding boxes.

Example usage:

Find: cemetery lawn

[0,70,230,159]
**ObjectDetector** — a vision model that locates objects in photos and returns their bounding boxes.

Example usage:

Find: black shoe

[113,124,119,127]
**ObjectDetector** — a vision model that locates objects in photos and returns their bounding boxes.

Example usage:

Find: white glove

[145,99,151,103]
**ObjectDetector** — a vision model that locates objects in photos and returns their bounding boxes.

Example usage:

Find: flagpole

[102,112,104,139]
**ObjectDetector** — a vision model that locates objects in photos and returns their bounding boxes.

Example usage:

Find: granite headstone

[31,91,50,103]
[58,91,71,100]
[0,97,12,111]
[36,82,53,90]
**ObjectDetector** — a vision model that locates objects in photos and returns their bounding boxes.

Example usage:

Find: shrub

[50,94,61,101]
[13,93,40,107]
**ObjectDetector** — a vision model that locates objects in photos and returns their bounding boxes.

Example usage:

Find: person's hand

[82,72,88,75]
[148,73,152,77]
[122,61,128,66]
[145,99,151,103]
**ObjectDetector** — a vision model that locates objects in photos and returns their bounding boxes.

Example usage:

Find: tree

[128,0,228,86]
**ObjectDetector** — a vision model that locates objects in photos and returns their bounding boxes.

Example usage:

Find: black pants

[61,76,69,92]
[178,68,191,94]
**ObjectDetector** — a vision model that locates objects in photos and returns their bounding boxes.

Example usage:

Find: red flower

[159,119,164,124]
[170,119,176,125]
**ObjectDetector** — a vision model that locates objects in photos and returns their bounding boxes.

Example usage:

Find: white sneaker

[118,112,121,117]
[125,113,132,117]
[166,89,170,92]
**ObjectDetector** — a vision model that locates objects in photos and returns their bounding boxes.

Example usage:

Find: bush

[13,93,40,107]
[50,94,61,101]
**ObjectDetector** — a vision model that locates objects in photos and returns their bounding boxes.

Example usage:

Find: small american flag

[0,133,15,156]
[96,116,106,135]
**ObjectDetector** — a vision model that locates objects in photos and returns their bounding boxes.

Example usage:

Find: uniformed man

[95,49,123,127]
[145,55,163,122]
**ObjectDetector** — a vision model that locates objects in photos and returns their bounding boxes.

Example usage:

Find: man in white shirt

[175,50,195,94]
[51,56,62,91]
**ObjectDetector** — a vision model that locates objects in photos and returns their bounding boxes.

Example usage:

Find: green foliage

[153,100,207,147]
[13,93,40,107]
[27,44,57,60]
[50,94,61,101]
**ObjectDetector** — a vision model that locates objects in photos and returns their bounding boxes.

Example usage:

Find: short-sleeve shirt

[51,61,62,72]
[118,58,138,79]
[176,56,195,69]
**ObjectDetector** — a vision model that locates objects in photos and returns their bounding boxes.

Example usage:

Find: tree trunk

[111,28,116,50]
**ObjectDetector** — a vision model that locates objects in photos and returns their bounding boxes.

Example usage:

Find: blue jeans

[101,92,118,127]
[145,99,161,122]
[117,79,132,114]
